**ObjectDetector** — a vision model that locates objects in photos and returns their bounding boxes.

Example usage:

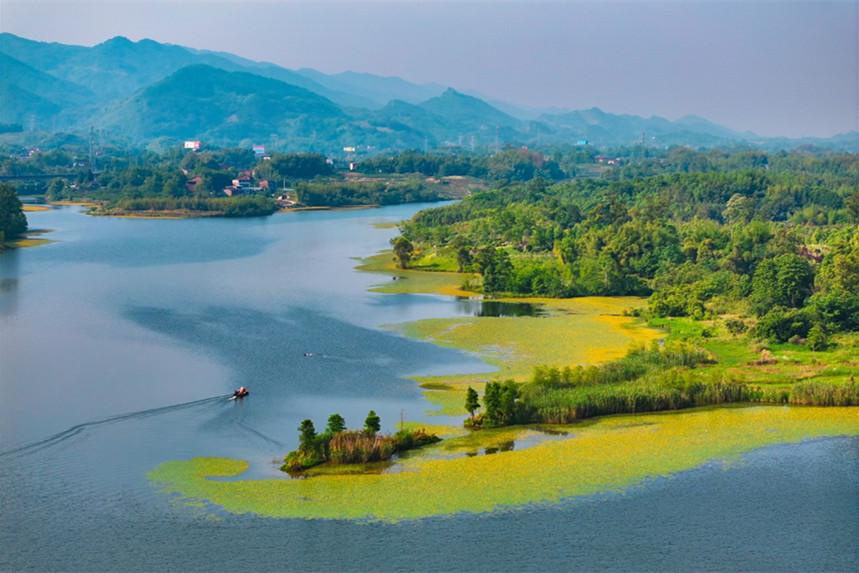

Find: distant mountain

[1,35,201,101]
[296,69,446,108]
[421,89,518,128]
[0,33,370,109]
[95,65,346,146]
[0,52,95,128]
[2,33,852,153]
[536,108,756,148]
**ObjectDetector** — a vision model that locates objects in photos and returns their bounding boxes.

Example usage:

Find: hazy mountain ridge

[1,33,855,152]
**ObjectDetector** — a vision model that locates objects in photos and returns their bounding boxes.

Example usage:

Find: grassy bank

[360,253,857,422]
[356,252,475,297]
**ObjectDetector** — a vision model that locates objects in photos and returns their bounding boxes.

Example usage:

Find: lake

[1,205,857,572]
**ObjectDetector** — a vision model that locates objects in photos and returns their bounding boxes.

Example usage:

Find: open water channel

[1,204,857,572]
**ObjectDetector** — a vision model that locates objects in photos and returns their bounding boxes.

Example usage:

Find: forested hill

[400,151,859,343]
[2,33,856,152]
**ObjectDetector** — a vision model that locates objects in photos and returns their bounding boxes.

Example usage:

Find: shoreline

[147,247,859,522]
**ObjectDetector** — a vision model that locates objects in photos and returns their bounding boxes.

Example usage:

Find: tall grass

[282,428,441,472]
[328,431,397,464]
[527,372,757,424]
[521,342,856,423]
[790,380,859,406]
[529,341,713,390]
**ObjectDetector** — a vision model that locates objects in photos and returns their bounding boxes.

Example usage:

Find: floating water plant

[149,406,859,522]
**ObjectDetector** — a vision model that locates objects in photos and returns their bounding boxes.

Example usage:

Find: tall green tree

[465,387,480,420]
[775,253,815,308]
[392,237,414,269]
[364,410,381,434]
[751,254,815,315]
[0,183,27,241]
[325,413,346,435]
[298,419,317,453]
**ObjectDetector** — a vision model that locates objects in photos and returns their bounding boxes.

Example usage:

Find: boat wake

[233,420,286,449]
[0,395,231,458]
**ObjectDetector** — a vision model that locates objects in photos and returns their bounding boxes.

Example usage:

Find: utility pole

[89,126,97,172]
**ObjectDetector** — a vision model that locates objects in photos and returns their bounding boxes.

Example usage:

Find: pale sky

[2,1,857,138]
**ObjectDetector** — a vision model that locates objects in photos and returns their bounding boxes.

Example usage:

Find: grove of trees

[0,183,28,242]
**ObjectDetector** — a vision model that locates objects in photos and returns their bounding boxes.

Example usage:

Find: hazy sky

[2,1,857,138]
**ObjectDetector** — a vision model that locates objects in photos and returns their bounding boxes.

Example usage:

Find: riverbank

[0,229,52,251]
[359,253,664,414]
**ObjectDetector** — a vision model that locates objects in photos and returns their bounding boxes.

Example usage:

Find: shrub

[752,307,813,343]
[807,324,829,351]
[725,318,748,335]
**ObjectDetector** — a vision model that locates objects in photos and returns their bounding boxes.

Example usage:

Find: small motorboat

[231,387,249,399]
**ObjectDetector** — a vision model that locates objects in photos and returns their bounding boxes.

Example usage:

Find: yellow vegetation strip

[394,296,664,414]
[148,406,858,522]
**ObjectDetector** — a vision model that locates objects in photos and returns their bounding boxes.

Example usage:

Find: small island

[282,411,440,474]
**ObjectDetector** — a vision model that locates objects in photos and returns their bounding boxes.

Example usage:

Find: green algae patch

[400,297,662,381]
[149,406,858,522]
[392,296,665,415]
[356,252,476,297]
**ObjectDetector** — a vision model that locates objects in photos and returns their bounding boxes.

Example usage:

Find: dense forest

[400,154,859,340]
[386,149,859,425]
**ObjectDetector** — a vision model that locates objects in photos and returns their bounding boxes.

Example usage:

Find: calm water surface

[1,205,857,572]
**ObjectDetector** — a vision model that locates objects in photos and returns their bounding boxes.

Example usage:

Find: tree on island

[364,410,381,434]
[465,387,480,420]
[0,183,28,242]
[392,236,414,269]
[325,413,346,434]
[466,381,520,429]
[298,419,317,451]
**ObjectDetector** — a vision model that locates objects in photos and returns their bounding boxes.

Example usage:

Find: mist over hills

[1,33,855,153]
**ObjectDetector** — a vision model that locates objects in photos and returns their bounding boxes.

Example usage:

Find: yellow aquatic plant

[149,406,858,522]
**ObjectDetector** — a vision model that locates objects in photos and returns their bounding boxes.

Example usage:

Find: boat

[231,387,249,399]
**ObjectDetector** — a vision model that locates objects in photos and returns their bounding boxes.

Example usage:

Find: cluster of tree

[103,195,277,217]
[0,183,28,243]
[355,148,565,182]
[463,381,524,428]
[1,145,457,215]
[606,147,859,181]
[261,153,333,180]
[398,152,859,343]
[281,411,440,473]
[294,180,443,207]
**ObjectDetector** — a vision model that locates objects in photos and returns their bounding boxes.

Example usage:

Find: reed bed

[790,379,859,406]
[522,342,856,423]
[329,431,397,464]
